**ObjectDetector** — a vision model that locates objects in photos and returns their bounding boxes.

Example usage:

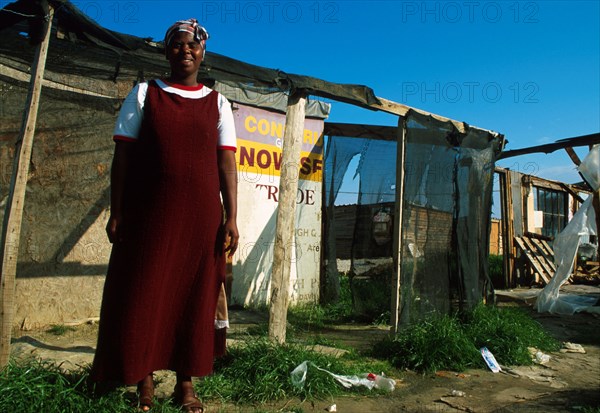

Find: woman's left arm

[218,150,239,258]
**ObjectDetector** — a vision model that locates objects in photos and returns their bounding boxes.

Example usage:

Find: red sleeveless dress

[91,81,226,384]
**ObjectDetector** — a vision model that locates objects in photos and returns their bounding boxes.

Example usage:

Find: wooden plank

[580,261,599,276]
[558,182,585,204]
[498,133,600,160]
[489,219,501,255]
[532,239,556,278]
[268,91,306,344]
[505,171,515,287]
[524,236,557,278]
[0,5,53,368]
[521,237,554,280]
[323,122,397,141]
[370,97,472,135]
[522,174,591,200]
[498,170,515,287]
[524,231,553,242]
[536,239,557,272]
[519,237,540,284]
[514,237,552,284]
[564,147,582,166]
[391,116,406,334]
[0,63,117,99]
[514,237,546,283]
[554,160,591,197]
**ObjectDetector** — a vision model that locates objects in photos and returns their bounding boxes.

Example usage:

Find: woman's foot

[137,374,154,412]
[174,379,204,413]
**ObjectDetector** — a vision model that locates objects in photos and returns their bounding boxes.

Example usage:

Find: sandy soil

[9,286,600,413]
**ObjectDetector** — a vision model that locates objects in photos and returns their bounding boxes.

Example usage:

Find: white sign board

[231,104,323,306]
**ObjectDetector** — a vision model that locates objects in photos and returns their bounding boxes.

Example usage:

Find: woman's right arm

[106,141,133,243]
[106,83,145,243]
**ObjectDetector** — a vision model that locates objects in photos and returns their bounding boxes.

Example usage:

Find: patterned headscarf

[164,18,209,50]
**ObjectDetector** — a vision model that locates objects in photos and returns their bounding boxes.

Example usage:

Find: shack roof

[0,0,379,108]
[1,0,504,140]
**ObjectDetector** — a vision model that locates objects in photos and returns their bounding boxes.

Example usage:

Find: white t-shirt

[113,79,237,151]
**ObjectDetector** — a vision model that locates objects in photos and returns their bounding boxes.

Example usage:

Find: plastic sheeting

[535,145,600,314]
[400,118,498,322]
[324,116,502,323]
[1,1,380,109]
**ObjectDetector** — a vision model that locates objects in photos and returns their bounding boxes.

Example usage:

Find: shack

[0,0,503,353]
[495,134,600,288]
[0,0,335,326]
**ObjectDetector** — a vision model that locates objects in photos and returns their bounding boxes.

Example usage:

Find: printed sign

[231,104,324,306]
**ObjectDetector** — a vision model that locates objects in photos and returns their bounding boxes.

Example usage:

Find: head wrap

[164,18,209,49]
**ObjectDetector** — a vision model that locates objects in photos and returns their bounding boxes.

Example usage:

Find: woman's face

[166,31,204,82]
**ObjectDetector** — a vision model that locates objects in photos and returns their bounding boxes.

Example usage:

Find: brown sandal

[136,375,154,412]
[173,382,204,413]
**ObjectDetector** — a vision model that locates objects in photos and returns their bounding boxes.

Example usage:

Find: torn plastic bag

[535,144,599,315]
[291,361,376,390]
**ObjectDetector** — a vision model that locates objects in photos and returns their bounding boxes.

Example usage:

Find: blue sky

[74,0,598,209]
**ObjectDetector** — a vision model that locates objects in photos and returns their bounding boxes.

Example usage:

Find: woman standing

[90,19,238,413]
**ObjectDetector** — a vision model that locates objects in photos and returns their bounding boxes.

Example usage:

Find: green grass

[488,254,504,288]
[1,336,394,412]
[373,304,561,373]
[0,360,135,412]
[373,313,480,373]
[288,303,329,330]
[268,275,391,332]
[245,322,269,337]
[288,276,354,330]
[463,304,560,366]
[300,335,353,351]
[1,297,564,410]
[197,338,390,404]
[349,274,391,324]
[243,277,354,335]
[0,360,223,412]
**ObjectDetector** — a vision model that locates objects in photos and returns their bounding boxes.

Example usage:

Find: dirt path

[9,288,600,412]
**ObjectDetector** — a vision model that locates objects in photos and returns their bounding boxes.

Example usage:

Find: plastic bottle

[480,347,501,373]
[366,373,396,392]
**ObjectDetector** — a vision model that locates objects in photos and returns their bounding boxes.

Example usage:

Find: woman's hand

[218,150,238,259]
[106,213,124,243]
[223,218,239,258]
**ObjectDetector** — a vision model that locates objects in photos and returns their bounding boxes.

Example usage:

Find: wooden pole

[0,6,54,368]
[268,90,306,344]
[593,190,600,261]
[498,169,515,288]
[391,116,406,334]
[564,147,582,166]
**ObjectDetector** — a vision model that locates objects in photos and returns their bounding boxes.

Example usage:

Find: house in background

[495,136,600,288]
